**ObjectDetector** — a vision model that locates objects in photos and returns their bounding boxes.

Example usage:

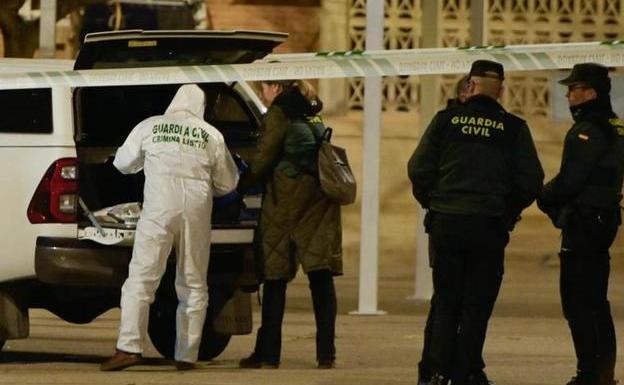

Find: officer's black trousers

[419,292,487,382]
[252,269,337,364]
[560,208,619,382]
[418,292,437,382]
[427,213,507,382]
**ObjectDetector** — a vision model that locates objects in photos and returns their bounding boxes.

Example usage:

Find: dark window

[202,84,260,147]
[75,83,259,147]
[0,89,53,134]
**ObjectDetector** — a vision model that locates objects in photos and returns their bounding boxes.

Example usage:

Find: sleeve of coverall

[237,106,288,192]
[407,113,442,209]
[538,123,607,211]
[211,138,240,197]
[113,122,146,174]
[507,123,544,216]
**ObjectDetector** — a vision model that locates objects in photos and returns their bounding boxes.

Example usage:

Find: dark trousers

[419,296,489,383]
[419,238,486,383]
[253,269,337,364]
[426,213,507,382]
[418,292,438,382]
[560,207,619,382]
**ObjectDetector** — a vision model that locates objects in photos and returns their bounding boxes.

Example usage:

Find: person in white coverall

[100,84,239,371]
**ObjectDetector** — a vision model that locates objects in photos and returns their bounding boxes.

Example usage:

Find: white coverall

[113,84,239,363]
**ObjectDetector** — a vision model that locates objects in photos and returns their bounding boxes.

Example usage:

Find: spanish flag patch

[578,133,589,140]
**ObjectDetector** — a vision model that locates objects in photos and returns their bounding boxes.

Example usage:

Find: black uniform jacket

[408,94,544,222]
[537,97,624,227]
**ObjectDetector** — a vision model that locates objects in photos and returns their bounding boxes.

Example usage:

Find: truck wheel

[148,286,232,361]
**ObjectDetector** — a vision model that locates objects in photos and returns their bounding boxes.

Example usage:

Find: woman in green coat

[238,79,342,369]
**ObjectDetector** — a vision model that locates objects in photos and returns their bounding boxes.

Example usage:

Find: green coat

[240,90,342,281]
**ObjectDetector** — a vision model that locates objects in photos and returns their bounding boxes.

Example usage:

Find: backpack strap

[305,122,332,147]
[322,127,333,143]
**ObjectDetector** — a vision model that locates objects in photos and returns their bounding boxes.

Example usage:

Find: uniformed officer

[418,73,472,385]
[446,74,471,108]
[408,60,544,385]
[537,63,624,385]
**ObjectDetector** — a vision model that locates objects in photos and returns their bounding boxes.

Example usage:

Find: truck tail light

[27,158,79,223]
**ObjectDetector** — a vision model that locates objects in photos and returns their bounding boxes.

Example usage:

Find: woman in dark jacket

[238,80,342,369]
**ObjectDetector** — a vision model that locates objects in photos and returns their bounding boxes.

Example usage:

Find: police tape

[1,40,624,90]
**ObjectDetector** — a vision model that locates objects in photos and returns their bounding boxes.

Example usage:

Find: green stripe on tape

[26,72,49,87]
[63,70,87,87]
[219,65,243,81]
[351,58,381,76]
[181,66,205,82]
[328,59,360,77]
[45,71,69,86]
[459,45,507,51]
[318,50,365,57]
[601,40,624,48]
[459,45,508,55]
[491,54,516,70]
[197,65,223,82]
[372,58,399,76]
[532,52,558,69]
[511,53,538,70]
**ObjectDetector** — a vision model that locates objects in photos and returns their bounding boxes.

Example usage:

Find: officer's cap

[558,63,611,94]
[469,60,504,80]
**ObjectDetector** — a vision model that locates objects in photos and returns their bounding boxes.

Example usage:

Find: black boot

[566,373,597,385]
[418,371,432,385]
[238,352,279,369]
[466,371,494,385]
[429,373,450,385]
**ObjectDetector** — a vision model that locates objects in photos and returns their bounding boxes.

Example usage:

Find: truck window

[0,89,52,134]
[75,83,257,147]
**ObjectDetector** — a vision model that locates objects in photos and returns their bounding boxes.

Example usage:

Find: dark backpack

[311,127,357,205]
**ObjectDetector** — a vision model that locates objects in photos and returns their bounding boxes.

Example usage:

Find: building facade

[347,0,623,118]
[3,0,622,119]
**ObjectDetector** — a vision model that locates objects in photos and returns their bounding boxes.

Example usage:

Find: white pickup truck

[0,29,285,360]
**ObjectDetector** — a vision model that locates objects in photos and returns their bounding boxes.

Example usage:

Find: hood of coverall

[165,84,206,119]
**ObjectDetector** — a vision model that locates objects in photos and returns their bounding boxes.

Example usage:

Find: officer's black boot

[597,376,618,385]
[418,295,437,385]
[465,371,494,385]
[566,372,598,385]
[418,368,432,385]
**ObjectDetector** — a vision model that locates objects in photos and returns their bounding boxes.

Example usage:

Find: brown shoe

[100,350,142,371]
[239,353,279,369]
[174,361,196,371]
[317,359,335,369]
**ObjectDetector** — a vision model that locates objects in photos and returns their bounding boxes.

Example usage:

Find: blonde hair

[262,79,317,100]
[296,80,317,101]
[471,76,503,99]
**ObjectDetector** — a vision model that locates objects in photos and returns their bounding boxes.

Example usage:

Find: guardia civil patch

[578,133,589,141]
